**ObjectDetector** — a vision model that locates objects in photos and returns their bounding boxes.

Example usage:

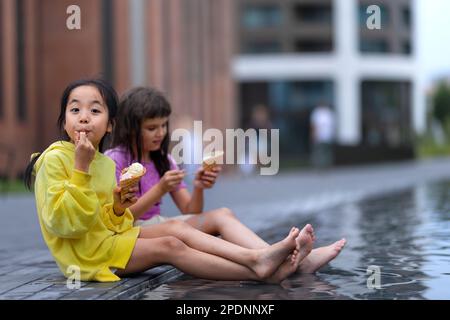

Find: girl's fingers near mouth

[79,132,89,146]
[74,131,80,143]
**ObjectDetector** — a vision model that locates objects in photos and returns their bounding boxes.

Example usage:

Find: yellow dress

[33,141,140,282]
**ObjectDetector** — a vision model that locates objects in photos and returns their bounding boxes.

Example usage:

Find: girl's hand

[113,186,138,216]
[194,165,222,189]
[158,170,185,193]
[74,131,96,173]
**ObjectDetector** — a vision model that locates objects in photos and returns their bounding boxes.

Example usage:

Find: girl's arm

[101,186,138,234]
[128,170,186,219]
[40,153,101,239]
[41,132,103,238]
[170,187,203,214]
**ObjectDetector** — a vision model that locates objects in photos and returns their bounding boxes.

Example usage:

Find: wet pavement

[2,157,450,299]
[143,181,450,300]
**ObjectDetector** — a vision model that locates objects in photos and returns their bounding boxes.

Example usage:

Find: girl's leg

[184,207,268,249]
[116,237,259,281]
[184,209,346,274]
[117,237,305,284]
[297,239,347,273]
[138,220,299,279]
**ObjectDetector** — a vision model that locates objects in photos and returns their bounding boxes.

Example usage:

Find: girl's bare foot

[265,248,302,284]
[265,224,314,284]
[252,227,300,279]
[297,238,347,273]
[296,224,315,262]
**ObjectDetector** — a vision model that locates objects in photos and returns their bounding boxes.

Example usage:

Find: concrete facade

[233,0,425,146]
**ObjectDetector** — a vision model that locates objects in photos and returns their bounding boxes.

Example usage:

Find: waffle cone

[202,162,216,172]
[119,168,146,202]
[202,151,224,171]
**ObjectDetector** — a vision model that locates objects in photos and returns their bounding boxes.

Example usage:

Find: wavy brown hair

[110,87,171,178]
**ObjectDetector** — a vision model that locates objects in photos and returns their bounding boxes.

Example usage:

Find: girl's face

[141,117,168,152]
[63,85,112,148]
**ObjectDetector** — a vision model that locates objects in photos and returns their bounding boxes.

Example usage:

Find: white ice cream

[120,162,144,181]
[203,151,224,166]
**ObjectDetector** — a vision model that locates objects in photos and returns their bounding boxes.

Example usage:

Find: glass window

[294,3,332,24]
[361,81,412,147]
[287,81,334,111]
[242,5,282,29]
[359,2,412,55]
[360,39,389,53]
[239,81,334,157]
[295,39,333,53]
[243,40,282,54]
[402,40,411,54]
[402,7,411,28]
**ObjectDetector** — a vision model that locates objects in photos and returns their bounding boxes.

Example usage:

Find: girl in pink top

[106,87,347,275]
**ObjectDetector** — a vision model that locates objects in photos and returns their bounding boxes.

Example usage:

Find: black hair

[110,87,171,178]
[24,78,119,190]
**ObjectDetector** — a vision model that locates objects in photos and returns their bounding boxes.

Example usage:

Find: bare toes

[337,238,346,247]
[291,227,300,238]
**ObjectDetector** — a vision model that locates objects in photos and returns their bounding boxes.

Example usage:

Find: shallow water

[142,180,450,300]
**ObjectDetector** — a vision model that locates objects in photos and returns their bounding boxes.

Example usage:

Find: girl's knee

[164,218,189,231]
[204,208,237,232]
[217,207,236,219]
[159,236,186,252]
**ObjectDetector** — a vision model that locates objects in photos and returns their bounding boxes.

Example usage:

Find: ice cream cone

[119,164,146,202]
[202,151,224,171]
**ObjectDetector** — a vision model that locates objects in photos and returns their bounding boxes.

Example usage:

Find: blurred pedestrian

[240,104,272,175]
[310,104,335,169]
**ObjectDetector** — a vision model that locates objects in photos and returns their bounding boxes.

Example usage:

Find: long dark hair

[24,78,119,190]
[110,87,171,178]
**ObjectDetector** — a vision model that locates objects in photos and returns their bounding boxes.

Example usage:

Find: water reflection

[353,190,428,299]
[415,181,450,299]
[147,274,347,300]
[142,181,450,300]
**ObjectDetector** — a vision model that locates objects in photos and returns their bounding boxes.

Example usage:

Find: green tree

[433,82,450,133]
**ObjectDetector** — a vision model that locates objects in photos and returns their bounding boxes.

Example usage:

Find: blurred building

[0,0,427,178]
[233,0,425,164]
[0,0,234,178]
